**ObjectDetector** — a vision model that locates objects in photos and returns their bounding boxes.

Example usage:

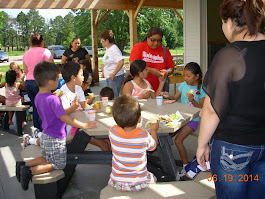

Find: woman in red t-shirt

[129,27,174,91]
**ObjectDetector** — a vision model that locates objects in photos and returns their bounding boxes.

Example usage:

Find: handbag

[162,46,170,92]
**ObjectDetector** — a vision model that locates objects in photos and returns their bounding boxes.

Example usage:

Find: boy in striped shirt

[108,94,159,191]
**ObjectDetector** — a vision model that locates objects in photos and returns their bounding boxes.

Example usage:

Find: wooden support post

[91,9,99,82]
[127,10,138,50]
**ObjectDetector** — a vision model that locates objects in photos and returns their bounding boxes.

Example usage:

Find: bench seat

[100,180,216,199]
[21,145,65,184]
[0,105,30,136]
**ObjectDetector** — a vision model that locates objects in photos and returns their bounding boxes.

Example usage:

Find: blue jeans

[106,75,124,98]
[209,138,265,199]
[25,80,42,131]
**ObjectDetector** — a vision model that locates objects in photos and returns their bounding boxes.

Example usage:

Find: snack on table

[160,69,167,75]
[164,100,176,104]
[88,93,95,98]
[145,114,159,128]
[93,101,101,110]
[142,89,155,93]
[53,90,64,98]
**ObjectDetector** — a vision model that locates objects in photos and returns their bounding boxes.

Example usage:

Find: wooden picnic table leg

[157,134,180,181]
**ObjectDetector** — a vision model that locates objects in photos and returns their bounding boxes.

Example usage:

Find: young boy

[99,86,114,100]
[108,94,159,191]
[16,61,97,190]
[60,61,109,150]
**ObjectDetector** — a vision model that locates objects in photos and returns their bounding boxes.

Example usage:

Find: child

[108,94,159,191]
[122,60,166,99]
[16,61,97,190]
[60,61,109,150]
[5,70,26,127]
[99,87,114,100]
[55,64,65,90]
[9,62,25,90]
[161,62,207,177]
[23,62,110,151]
[79,59,93,95]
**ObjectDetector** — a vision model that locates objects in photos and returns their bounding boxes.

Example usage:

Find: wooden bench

[0,105,30,136]
[100,177,216,199]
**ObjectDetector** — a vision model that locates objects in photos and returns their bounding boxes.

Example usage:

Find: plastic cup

[87,110,96,121]
[102,97,108,106]
[156,96,163,106]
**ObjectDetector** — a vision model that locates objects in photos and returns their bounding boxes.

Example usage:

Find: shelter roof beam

[134,0,145,20]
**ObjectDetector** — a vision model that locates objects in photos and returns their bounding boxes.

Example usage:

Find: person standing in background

[100,30,124,98]
[23,33,54,131]
[129,27,174,92]
[61,37,91,64]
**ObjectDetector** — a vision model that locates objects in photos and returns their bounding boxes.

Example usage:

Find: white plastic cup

[156,96,163,106]
[102,97,109,106]
[87,110,96,121]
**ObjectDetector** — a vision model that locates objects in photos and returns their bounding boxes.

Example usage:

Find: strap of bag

[163,45,167,69]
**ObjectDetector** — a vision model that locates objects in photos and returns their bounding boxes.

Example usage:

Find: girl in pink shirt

[122,60,166,99]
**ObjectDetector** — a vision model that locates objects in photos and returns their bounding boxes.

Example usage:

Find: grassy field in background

[0,46,183,83]
[0,57,130,83]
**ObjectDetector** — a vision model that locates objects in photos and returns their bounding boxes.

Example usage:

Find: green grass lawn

[0,46,183,83]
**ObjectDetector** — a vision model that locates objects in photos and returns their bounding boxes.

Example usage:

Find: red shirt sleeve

[129,42,143,62]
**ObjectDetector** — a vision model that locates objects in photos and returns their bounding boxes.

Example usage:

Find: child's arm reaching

[64,96,79,115]
[153,75,166,98]
[60,114,97,129]
[161,90,181,101]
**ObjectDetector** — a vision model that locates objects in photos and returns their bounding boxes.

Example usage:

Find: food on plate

[164,100,176,104]
[145,114,159,128]
[53,90,64,98]
[170,113,179,120]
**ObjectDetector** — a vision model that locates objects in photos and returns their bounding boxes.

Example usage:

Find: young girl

[161,62,206,176]
[9,62,25,90]
[122,60,166,99]
[5,70,26,127]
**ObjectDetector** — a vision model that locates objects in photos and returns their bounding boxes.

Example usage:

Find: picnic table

[67,99,200,182]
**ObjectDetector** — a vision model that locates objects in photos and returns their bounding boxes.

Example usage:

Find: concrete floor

[0,81,205,199]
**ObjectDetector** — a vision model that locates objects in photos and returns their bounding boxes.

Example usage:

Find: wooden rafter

[0,0,182,10]
[95,10,111,26]
[172,8,183,22]
[134,0,145,20]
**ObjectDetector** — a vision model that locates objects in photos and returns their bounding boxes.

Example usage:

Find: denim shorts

[209,138,265,199]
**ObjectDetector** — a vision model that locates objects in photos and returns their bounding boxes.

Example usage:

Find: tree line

[0,9,183,52]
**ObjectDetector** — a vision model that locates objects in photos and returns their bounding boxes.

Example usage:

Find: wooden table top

[70,99,200,136]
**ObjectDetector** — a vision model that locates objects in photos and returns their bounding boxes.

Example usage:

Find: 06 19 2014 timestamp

[207,174,259,182]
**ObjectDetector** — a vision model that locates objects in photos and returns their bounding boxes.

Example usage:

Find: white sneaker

[179,167,186,177]
[23,134,32,148]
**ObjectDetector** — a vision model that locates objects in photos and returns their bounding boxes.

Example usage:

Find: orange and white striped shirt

[109,125,157,183]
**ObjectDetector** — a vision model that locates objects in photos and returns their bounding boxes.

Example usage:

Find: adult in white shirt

[100,30,124,98]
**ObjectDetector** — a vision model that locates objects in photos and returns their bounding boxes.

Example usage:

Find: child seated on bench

[16,61,97,191]
[108,94,159,191]
[5,69,27,127]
